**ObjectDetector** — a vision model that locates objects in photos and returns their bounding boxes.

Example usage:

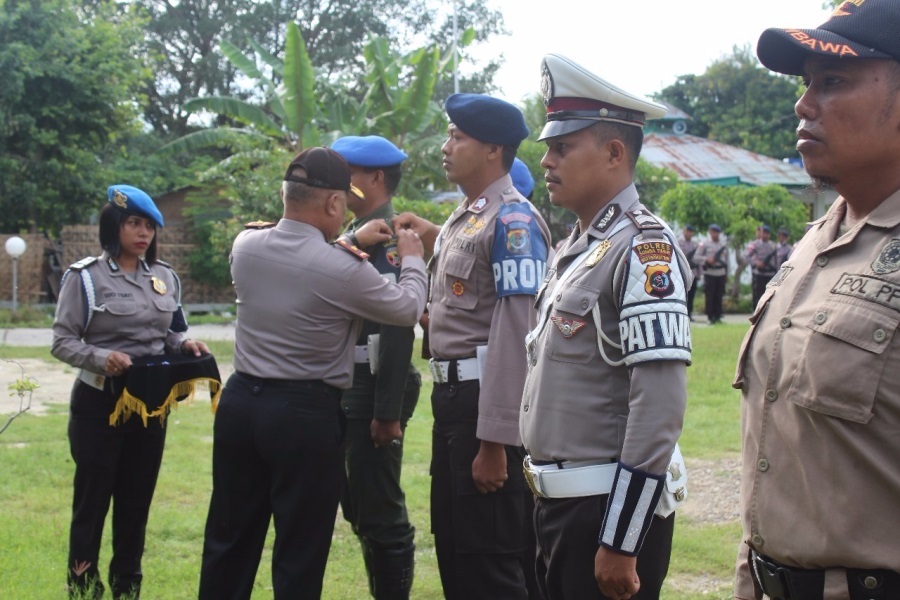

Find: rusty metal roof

[642,133,811,188]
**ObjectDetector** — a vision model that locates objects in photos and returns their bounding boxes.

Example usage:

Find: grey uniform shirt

[678,236,699,281]
[428,174,551,446]
[733,193,900,599]
[520,185,690,474]
[694,238,729,277]
[52,252,186,372]
[230,218,426,389]
[745,239,779,276]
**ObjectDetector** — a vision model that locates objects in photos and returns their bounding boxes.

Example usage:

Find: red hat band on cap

[545,97,646,126]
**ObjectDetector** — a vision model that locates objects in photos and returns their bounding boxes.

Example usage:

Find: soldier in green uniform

[331,136,421,598]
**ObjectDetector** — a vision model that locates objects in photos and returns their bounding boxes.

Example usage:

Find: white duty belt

[523,456,617,498]
[428,357,480,384]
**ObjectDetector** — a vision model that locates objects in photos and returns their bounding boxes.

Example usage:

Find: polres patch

[492,203,548,298]
[635,241,673,264]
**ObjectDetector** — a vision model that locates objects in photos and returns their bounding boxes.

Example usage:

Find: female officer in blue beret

[52,185,210,599]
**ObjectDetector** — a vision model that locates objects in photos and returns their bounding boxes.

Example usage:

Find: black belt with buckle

[751,550,900,600]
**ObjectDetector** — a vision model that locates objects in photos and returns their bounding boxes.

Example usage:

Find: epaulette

[334,238,370,260]
[68,256,98,271]
[156,259,173,268]
[626,209,665,231]
[500,186,523,202]
[244,220,276,229]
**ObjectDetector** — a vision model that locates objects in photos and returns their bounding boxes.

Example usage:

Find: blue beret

[107,185,164,227]
[445,93,529,145]
[510,158,534,198]
[330,135,408,168]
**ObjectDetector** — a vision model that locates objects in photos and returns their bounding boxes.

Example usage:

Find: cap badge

[872,238,900,274]
[452,281,465,296]
[112,189,129,209]
[540,61,554,106]
[551,316,586,338]
[151,276,167,295]
[586,240,612,267]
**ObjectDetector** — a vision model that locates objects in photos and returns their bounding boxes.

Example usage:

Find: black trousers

[751,273,774,309]
[534,495,675,599]
[430,380,536,600]
[703,274,726,322]
[686,279,697,318]
[199,372,345,600]
[67,380,167,599]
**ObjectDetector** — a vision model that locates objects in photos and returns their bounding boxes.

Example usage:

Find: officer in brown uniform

[396,93,551,599]
[744,224,778,308]
[331,135,421,598]
[520,53,691,600]
[199,147,427,600]
[694,224,729,324]
[736,2,900,598]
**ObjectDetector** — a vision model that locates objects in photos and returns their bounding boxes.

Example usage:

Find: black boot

[360,539,377,597]
[370,543,415,600]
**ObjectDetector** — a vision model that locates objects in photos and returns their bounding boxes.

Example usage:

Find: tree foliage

[655,46,801,160]
[0,0,148,234]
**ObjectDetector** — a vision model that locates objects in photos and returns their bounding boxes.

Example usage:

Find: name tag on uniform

[832,272,900,312]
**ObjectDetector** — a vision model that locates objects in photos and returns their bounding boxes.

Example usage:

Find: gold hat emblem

[112,189,129,208]
[151,276,167,295]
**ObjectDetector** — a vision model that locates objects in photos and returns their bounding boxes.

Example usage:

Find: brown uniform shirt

[52,252,187,372]
[733,193,900,599]
[520,184,690,473]
[231,218,427,388]
[428,175,551,445]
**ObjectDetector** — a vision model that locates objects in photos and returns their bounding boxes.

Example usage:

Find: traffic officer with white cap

[736,1,900,598]
[395,93,551,599]
[520,53,691,600]
[199,147,427,600]
[330,135,421,599]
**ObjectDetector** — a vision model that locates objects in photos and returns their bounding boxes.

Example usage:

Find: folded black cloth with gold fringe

[108,353,222,427]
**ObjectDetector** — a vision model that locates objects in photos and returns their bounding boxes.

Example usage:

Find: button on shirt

[230,218,427,388]
[733,192,900,597]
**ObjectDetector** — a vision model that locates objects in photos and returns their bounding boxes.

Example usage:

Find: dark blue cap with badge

[330,135,408,168]
[510,158,535,198]
[108,185,164,227]
[757,0,900,76]
[709,224,722,232]
[445,93,529,146]
[538,54,667,141]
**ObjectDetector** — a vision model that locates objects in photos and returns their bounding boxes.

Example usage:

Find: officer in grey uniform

[677,225,699,320]
[330,135,421,599]
[744,224,778,308]
[52,185,209,599]
[199,147,427,600]
[775,227,793,269]
[735,2,900,598]
[396,93,551,599]
[520,54,691,600]
[694,224,728,324]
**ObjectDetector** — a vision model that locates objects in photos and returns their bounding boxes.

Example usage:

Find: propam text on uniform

[493,259,547,293]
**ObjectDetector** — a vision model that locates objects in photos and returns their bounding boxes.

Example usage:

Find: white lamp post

[5,236,27,311]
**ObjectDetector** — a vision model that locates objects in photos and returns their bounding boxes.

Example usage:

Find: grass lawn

[0,324,748,599]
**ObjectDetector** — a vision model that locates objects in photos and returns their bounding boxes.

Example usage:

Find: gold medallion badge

[151,276,167,295]
[112,189,129,208]
[452,281,465,296]
[586,239,612,267]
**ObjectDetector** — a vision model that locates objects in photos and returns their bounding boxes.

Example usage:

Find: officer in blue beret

[53,184,211,598]
[510,158,535,200]
[395,92,550,599]
[330,135,421,598]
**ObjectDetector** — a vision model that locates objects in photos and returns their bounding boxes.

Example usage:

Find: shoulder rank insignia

[335,238,370,260]
[551,316,587,338]
[626,209,665,231]
[586,239,612,267]
[68,256,98,271]
[469,197,489,213]
[151,276,167,295]
[244,220,276,229]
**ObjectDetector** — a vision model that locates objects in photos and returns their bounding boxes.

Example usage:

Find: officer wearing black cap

[736,2,900,598]
[396,93,551,599]
[330,135,421,599]
[52,185,210,598]
[775,227,793,268]
[694,224,729,324]
[519,54,691,600]
[199,147,427,600]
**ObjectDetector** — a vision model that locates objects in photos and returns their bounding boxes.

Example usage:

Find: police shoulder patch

[491,203,548,298]
[334,238,370,260]
[68,256,98,271]
[625,209,665,231]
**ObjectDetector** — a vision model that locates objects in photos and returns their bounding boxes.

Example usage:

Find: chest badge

[871,238,900,274]
[463,216,486,236]
[586,240,612,268]
[452,281,465,296]
[550,316,586,338]
[151,276,167,295]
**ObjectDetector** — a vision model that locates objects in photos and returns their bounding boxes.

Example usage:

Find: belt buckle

[429,359,445,384]
[522,458,544,498]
